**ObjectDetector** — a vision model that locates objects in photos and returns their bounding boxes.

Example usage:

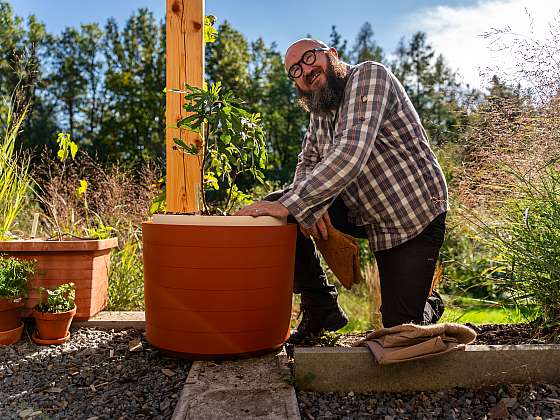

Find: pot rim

[151,214,287,226]
[32,305,77,320]
[0,321,24,335]
[0,237,118,252]
[0,297,25,311]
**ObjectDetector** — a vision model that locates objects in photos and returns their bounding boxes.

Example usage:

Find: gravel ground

[297,384,560,419]
[296,324,560,419]
[0,323,191,419]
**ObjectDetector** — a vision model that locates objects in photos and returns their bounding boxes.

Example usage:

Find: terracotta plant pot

[0,322,24,345]
[32,306,76,342]
[142,216,296,358]
[0,238,118,320]
[0,298,25,331]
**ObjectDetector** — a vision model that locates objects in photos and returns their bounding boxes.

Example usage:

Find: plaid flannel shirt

[278,61,449,251]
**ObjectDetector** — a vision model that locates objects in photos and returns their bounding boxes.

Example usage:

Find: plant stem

[200,120,209,214]
[224,171,238,214]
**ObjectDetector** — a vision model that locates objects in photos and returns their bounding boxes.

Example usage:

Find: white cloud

[404,0,560,91]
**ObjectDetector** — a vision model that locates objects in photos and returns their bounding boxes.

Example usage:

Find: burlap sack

[353,323,477,364]
[314,224,363,290]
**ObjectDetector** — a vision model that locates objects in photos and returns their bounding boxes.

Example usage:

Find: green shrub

[35,282,75,313]
[0,256,35,299]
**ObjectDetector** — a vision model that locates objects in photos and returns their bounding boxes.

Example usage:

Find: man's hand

[234,201,289,219]
[300,212,331,241]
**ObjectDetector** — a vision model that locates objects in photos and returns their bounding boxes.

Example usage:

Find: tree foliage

[1,5,477,178]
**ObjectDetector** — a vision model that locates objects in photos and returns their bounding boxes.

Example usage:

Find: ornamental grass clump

[445,12,560,334]
[470,167,560,328]
[0,87,32,240]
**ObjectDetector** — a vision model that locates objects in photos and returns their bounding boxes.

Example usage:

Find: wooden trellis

[165,0,204,212]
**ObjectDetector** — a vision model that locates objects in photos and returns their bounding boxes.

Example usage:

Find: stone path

[172,350,300,420]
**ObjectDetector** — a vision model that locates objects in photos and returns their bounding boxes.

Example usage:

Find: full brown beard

[296,55,349,116]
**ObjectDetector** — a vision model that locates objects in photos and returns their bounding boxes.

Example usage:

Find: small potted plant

[0,256,35,345]
[143,82,297,358]
[31,282,76,345]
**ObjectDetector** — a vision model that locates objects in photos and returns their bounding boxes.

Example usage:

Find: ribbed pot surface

[142,222,296,357]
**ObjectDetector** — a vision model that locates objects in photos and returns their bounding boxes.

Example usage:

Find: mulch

[298,323,560,347]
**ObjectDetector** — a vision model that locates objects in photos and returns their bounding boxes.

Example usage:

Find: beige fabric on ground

[314,224,363,290]
[354,323,477,365]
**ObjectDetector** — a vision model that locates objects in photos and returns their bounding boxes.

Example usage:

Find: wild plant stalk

[107,237,145,310]
[363,261,383,330]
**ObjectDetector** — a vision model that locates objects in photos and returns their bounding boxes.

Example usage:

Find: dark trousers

[266,190,446,328]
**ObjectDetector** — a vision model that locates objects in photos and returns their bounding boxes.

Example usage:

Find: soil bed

[295,323,560,418]
[298,323,560,347]
[0,323,191,419]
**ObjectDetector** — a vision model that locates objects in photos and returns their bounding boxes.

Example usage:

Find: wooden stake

[165,0,204,212]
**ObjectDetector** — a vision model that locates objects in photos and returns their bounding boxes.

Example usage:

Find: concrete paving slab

[295,344,560,392]
[172,349,300,420]
[73,311,145,329]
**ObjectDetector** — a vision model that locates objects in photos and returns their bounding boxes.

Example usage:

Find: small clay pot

[32,306,76,341]
[0,298,25,331]
[0,322,24,345]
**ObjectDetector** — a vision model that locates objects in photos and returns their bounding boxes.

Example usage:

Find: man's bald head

[284,38,330,68]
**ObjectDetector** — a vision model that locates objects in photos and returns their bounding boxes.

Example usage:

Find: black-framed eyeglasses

[287,47,330,80]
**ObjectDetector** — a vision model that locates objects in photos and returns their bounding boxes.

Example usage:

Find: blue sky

[9,0,557,89]
[9,0,477,53]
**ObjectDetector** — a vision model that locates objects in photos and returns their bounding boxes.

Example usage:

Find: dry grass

[455,11,560,213]
[32,150,162,241]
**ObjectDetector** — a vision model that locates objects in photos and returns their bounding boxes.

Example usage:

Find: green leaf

[173,138,199,155]
[69,142,78,160]
[204,15,218,44]
[76,179,88,197]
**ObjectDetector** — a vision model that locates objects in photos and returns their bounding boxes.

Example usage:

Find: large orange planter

[0,238,118,320]
[142,218,296,358]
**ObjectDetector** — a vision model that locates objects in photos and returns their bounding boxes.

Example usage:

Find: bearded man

[236,38,448,343]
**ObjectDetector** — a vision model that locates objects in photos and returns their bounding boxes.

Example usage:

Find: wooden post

[165,0,204,212]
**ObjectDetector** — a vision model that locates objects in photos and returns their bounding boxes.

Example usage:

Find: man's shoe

[288,305,348,344]
[426,290,445,323]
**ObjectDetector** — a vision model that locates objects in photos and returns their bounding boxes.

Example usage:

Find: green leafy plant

[172,82,268,215]
[0,87,33,240]
[35,282,75,313]
[56,132,78,162]
[0,256,35,299]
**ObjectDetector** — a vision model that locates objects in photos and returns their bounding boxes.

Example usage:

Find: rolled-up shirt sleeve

[279,63,396,228]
